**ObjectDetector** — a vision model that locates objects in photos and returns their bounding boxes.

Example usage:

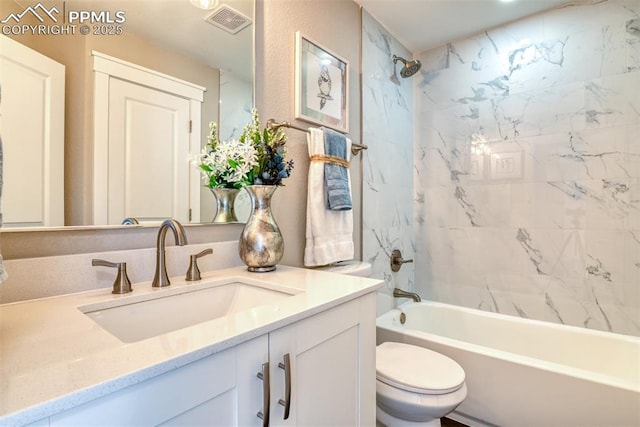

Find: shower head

[392,55,422,78]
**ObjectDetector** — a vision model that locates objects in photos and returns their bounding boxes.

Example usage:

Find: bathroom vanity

[0,265,382,426]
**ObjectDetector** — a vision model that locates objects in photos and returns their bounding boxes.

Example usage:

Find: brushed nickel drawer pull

[278,353,291,420]
[256,362,270,426]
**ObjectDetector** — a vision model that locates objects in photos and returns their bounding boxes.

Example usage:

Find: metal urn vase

[210,187,240,223]
[238,185,284,272]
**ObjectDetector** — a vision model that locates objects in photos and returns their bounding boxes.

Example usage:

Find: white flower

[195,137,258,188]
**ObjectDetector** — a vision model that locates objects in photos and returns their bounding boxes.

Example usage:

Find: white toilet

[376,341,467,426]
[316,261,467,427]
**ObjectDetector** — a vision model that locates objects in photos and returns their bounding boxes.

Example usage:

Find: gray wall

[254,0,363,267]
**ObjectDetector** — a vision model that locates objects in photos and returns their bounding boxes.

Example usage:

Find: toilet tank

[315,261,372,277]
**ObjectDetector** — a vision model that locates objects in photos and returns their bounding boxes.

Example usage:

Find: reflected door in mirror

[93,52,205,225]
[106,80,190,224]
[0,35,64,227]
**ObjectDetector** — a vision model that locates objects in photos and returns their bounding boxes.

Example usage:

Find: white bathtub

[376,301,640,427]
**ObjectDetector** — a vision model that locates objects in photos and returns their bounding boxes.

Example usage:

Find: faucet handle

[92,259,132,294]
[390,249,414,272]
[185,249,213,281]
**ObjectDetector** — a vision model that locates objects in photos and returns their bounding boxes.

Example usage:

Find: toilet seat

[376,342,465,395]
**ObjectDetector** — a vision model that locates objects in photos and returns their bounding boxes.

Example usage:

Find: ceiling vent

[205,4,252,35]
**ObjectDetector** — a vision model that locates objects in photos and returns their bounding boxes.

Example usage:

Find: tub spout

[393,288,421,302]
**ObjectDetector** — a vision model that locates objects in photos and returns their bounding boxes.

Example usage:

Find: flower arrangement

[240,108,294,185]
[195,122,258,189]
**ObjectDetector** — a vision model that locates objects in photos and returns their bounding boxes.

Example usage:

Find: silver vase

[210,187,240,223]
[238,185,284,272]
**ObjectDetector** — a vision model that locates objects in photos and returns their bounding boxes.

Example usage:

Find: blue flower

[238,108,295,185]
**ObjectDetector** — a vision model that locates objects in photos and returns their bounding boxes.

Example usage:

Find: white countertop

[0,265,383,426]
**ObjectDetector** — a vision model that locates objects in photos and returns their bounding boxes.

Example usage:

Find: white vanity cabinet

[45,293,376,426]
[49,335,268,426]
[267,294,376,426]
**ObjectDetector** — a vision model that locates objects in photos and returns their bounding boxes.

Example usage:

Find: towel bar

[266,119,368,156]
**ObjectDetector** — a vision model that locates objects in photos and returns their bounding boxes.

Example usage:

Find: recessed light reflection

[190,0,219,10]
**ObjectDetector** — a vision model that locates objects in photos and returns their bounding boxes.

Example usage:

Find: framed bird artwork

[294,31,349,133]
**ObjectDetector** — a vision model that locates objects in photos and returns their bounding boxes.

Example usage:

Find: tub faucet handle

[390,249,413,272]
[92,259,132,294]
[185,248,213,281]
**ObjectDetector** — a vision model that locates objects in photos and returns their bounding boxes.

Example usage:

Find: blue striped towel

[323,128,352,211]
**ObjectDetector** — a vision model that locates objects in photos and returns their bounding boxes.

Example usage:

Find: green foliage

[239,109,294,185]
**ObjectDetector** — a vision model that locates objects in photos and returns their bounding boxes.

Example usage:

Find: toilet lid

[376,342,465,395]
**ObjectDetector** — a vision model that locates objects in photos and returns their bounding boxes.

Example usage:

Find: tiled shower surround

[362,9,415,313]
[414,0,639,335]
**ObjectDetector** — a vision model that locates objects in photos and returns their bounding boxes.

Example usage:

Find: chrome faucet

[393,288,421,302]
[152,219,188,288]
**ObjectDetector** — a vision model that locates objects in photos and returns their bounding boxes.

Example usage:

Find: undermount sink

[79,279,296,343]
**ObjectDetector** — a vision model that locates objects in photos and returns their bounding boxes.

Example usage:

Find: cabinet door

[50,335,267,426]
[268,294,377,426]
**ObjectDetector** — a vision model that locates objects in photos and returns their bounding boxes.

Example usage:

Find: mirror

[0,0,254,228]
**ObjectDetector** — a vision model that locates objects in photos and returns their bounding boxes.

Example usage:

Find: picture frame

[294,31,349,133]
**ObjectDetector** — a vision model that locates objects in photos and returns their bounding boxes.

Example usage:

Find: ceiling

[354,0,573,53]
[28,0,254,81]
[15,0,576,77]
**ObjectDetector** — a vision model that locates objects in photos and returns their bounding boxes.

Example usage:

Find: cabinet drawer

[50,346,238,426]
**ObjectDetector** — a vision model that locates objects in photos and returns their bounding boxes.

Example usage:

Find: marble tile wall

[361,10,415,315]
[414,0,640,335]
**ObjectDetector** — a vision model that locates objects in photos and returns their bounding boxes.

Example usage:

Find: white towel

[304,128,354,267]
